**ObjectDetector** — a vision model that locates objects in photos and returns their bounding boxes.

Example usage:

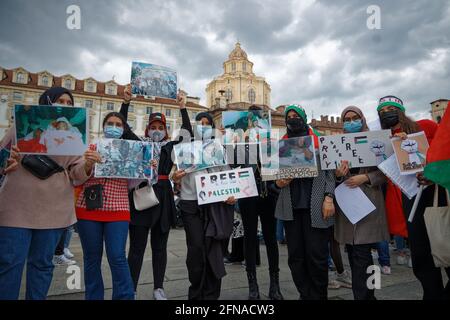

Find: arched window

[243,63,247,72]
[16,72,25,83]
[64,78,72,89]
[225,88,232,101]
[87,81,95,92]
[248,88,256,104]
[231,62,236,72]
[41,75,49,87]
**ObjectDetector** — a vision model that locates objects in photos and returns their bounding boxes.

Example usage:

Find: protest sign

[0,145,11,188]
[222,110,271,144]
[391,131,429,175]
[319,130,393,170]
[195,167,258,205]
[261,136,319,180]
[95,139,153,179]
[131,62,177,99]
[14,105,88,156]
[174,139,227,173]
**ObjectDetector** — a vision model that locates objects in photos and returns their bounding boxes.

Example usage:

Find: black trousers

[346,243,376,300]
[284,209,329,300]
[128,224,169,290]
[402,187,450,300]
[239,196,279,273]
[181,209,222,300]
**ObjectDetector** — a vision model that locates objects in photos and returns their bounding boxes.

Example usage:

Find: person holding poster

[274,104,336,300]
[172,111,236,300]
[121,87,192,300]
[233,105,284,301]
[0,87,96,300]
[334,106,390,300]
[75,111,136,300]
[377,95,450,299]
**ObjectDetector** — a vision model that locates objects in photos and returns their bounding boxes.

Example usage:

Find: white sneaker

[381,265,391,275]
[53,254,76,266]
[328,272,341,290]
[407,256,413,268]
[153,288,168,300]
[64,248,74,259]
[396,254,407,265]
[336,270,352,288]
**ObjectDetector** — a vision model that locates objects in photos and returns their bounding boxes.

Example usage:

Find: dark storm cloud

[0,0,449,121]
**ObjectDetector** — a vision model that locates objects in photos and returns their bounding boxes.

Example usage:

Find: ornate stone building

[430,99,449,123]
[0,66,208,140]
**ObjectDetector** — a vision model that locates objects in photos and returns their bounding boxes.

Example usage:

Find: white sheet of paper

[335,183,376,225]
[377,154,420,199]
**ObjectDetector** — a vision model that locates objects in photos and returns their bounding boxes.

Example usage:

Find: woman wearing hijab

[120,88,192,300]
[171,111,236,300]
[377,96,450,300]
[0,87,98,300]
[274,104,336,300]
[334,106,390,300]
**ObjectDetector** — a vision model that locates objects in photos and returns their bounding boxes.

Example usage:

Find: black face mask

[380,110,400,129]
[287,117,308,136]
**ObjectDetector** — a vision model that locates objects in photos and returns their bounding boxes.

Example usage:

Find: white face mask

[149,129,165,142]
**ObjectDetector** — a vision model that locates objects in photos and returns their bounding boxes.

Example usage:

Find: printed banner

[173,139,227,173]
[391,131,429,175]
[195,167,259,205]
[222,110,271,144]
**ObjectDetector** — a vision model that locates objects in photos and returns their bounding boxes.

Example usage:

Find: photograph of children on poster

[318,130,394,170]
[261,136,319,180]
[14,105,88,156]
[95,139,153,179]
[222,110,271,144]
[131,61,177,99]
[195,168,259,205]
[174,139,227,173]
[391,132,429,175]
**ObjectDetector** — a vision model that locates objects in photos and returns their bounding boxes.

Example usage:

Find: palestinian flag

[354,136,368,144]
[424,102,450,191]
[238,170,250,178]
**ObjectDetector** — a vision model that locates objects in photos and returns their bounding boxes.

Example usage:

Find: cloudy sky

[1,0,449,122]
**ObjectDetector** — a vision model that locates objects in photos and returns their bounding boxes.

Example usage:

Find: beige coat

[334,168,390,245]
[0,128,90,229]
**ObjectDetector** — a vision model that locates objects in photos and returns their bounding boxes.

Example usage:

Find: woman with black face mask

[377,95,450,300]
[274,105,336,300]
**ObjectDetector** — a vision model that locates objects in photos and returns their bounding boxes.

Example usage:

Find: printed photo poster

[131,62,177,99]
[14,105,88,156]
[222,110,271,144]
[174,139,227,173]
[391,131,429,175]
[318,130,394,170]
[95,139,153,179]
[261,136,319,181]
[0,143,11,188]
[195,167,259,205]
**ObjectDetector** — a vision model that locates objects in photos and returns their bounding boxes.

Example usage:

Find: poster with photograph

[391,131,429,175]
[131,61,177,99]
[222,110,271,144]
[0,144,11,188]
[95,139,153,179]
[261,136,319,180]
[14,105,88,156]
[174,139,227,173]
[318,130,394,170]
[195,168,259,205]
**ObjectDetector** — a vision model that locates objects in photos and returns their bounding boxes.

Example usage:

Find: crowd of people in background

[0,84,449,301]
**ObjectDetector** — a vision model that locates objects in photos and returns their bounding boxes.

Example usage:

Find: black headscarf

[38,87,74,106]
[285,110,309,138]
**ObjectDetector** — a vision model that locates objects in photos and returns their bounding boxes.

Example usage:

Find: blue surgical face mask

[196,125,213,140]
[149,129,165,142]
[343,119,363,133]
[104,125,124,139]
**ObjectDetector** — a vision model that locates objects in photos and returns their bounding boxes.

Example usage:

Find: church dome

[228,42,248,60]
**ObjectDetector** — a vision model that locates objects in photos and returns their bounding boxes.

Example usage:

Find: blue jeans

[0,226,64,300]
[376,240,391,267]
[394,235,406,253]
[77,220,134,300]
[276,219,285,241]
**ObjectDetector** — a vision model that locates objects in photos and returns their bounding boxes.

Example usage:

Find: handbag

[133,183,159,211]
[84,184,104,211]
[424,185,450,268]
[21,155,64,180]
